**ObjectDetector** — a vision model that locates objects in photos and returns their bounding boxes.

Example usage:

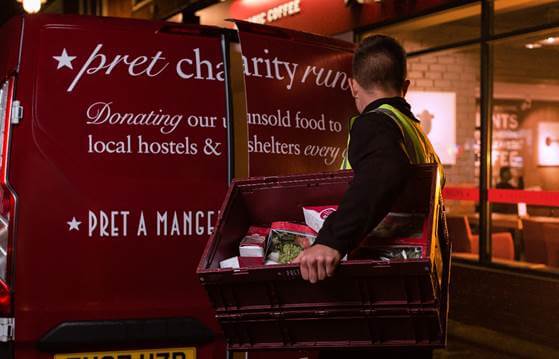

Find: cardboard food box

[239,226,269,258]
[197,164,450,351]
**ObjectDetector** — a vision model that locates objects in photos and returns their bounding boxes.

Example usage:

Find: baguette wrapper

[266,222,317,264]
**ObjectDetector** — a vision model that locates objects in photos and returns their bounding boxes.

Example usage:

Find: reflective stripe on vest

[340,104,442,172]
[340,115,358,170]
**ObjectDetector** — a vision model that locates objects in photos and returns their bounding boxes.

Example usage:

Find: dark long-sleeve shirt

[315,97,416,255]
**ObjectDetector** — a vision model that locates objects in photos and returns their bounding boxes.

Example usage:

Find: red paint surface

[235,21,356,176]
[5,14,229,358]
[443,187,559,206]
[0,16,22,83]
[443,186,479,201]
[488,189,559,207]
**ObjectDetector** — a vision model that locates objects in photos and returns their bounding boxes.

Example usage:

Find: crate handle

[263,176,280,183]
[232,269,250,275]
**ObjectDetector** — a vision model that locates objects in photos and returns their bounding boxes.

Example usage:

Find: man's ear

[402,80,411,97]
[349,78,359,98]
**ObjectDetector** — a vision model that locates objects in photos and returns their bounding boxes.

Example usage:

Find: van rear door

[10,14,229,359]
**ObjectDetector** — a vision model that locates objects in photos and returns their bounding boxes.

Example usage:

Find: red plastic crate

[197,165,450,350]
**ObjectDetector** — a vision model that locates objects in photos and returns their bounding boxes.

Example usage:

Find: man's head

[500,166,512,182]
[350,35,410,112]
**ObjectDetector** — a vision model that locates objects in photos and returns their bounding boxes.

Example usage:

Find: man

[294,34,442,284]
[293,34,443,359]
[494,166,518,214]
[496,166,515,190]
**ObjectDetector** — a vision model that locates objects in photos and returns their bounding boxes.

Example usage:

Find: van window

[0,81,9,280]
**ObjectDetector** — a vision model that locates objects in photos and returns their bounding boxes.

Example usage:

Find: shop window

[364,3,480,53]
[490,30,559,272]
[405,47,482,261]
[494,0,559,35]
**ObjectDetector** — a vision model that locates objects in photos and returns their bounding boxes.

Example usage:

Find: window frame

[355,0,559,275]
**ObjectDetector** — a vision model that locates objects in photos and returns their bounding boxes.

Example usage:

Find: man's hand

[292,244,341,284]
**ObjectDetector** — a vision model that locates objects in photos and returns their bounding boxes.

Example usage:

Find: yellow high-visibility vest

[340,103,442,179]
[340,103,447,285]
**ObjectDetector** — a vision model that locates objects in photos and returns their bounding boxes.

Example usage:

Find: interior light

[17,0,47,14]
[525,43,542,49]
[538,36,559,45]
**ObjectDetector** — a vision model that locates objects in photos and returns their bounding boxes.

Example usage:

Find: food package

[302,205,338,233]
[239,226,269,257]
[266,222,317,264]
[219,256,264,269]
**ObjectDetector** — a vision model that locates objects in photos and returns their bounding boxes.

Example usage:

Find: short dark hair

[500,166,511,177]
[352,35,407,92]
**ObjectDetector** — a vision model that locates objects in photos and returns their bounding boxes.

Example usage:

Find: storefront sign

[234,20,356,176]
[472,98,559,189]
[198,0,469,36]
[490,100,528,171]
[246,0,301,25]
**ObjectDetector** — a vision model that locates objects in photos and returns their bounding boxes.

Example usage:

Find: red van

[0,14,232,359]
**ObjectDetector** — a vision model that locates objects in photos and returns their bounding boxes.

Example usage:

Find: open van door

[1,14,231,359]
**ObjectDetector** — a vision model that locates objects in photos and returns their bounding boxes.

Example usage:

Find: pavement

[434,338,515,358]
[235,320,559,359]
[433,320,559,359]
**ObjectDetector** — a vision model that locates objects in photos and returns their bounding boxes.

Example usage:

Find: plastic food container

[197,164,450,351]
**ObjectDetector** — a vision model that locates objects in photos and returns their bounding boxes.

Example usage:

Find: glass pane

[494,0,559,35]
[361,3,480,53]
[491,29,559,271]
[407,46,481,261]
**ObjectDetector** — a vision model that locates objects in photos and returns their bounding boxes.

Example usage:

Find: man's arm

[294,114,410,283]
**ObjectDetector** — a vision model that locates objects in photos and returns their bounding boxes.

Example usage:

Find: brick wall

[407,49,480,213]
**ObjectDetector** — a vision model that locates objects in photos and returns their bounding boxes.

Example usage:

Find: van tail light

[0,279,9,314]
[0,212,10,316]
[0,78,16,317]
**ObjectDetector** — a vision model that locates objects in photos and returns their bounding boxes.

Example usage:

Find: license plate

[54,347,196,359]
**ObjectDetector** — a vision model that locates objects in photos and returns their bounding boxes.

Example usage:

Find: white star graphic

[53,49,76,70]
[67,217,81,231]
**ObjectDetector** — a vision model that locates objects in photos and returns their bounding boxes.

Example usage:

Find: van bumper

[38,317,214,353]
